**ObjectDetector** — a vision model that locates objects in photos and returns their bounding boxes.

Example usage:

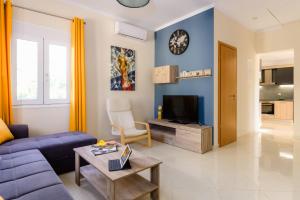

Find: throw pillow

[0,118,14,144]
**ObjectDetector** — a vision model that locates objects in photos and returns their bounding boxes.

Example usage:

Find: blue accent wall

[155,8,214,126]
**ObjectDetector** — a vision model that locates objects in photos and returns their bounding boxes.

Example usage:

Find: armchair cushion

[106,98,152,146]
[0,119,14,144]
[110,111,135,131]
[113,128,147,137]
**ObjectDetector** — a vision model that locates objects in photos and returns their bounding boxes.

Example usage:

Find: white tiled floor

[60,121,300,200]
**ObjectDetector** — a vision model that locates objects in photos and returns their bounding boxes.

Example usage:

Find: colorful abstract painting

[111,46,135,91]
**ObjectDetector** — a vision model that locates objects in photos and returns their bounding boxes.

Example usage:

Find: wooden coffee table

[74,145,162,200]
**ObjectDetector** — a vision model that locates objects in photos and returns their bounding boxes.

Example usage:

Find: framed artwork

[111,46,136,91]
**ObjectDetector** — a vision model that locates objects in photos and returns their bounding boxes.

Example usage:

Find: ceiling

[62,0,213,30]
[62,0,300,31]
[215,0,300,31]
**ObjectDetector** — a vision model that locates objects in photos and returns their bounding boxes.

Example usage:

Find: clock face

[169,29,189,55]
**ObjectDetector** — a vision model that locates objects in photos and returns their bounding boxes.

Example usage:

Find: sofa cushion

[0,132,96,175]
[8,124,29,139]
[0,160,53,183]
[0,119,14,144]
[0,149,46,170]
[0,150,52,183]
[0,170,64,199]
[14,184,73,200]
[0,132,97,158]
[0,150,72,200]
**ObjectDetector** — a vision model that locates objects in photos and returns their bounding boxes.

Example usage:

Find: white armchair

[106,98,152,147]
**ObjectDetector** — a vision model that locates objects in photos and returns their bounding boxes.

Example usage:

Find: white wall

[261,58,294,66]
[214,9,259,145]
[13,105,70,137]
[255,20,300,139]
[12,0,155,139]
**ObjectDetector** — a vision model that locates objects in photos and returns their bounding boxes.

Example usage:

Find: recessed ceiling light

[117,0,150,8]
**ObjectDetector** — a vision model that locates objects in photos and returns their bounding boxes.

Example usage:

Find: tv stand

[148,119,212,154]
[169,119,191,124]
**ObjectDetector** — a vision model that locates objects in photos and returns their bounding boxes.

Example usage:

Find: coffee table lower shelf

[80,165,158,200]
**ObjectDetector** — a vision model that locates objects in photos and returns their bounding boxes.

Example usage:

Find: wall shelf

[177,68,212,80]
[176,75,212,80]
[153,65,178,84]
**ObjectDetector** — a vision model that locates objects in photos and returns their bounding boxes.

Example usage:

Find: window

[44,40,70,104]
[16,39,39,100]
[12,22,70,105]
[48,44,68,100]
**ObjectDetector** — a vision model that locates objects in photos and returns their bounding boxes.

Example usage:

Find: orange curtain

[0,0,13,124]
[69,17,86,132]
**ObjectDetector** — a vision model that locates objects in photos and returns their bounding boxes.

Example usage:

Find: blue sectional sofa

[0,125,97,200]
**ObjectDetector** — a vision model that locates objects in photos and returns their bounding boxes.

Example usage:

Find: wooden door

[218,42,237,147]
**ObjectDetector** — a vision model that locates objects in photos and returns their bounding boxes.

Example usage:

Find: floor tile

[60,120,298,200]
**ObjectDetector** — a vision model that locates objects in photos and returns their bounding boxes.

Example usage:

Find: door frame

[218,41,237,147]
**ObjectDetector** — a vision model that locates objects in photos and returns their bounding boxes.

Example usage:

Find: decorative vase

[158,105,162,120]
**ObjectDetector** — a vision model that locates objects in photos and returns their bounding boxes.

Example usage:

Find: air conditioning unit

[115,22,147,41]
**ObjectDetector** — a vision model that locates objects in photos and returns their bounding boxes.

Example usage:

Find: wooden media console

[148,119,213,154]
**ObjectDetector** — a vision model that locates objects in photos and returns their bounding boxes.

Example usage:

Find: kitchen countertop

[260,99,294,102]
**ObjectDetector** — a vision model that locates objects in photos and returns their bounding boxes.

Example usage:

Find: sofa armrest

[8,124,29,139]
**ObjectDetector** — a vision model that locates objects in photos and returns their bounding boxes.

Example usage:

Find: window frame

[11,22,71,106]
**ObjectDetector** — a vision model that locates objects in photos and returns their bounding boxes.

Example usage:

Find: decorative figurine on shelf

[181,71,188,78]
[204,68,212,76]
[158,105,162,120]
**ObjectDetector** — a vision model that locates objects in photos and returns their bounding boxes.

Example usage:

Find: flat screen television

[163,95,198,124]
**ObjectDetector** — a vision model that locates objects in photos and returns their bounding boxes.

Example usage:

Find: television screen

[163,95,198,124]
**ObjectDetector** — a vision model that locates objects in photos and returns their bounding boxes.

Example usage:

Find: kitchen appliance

[260,69,275,86]
[261,102,275,115]
[115,22,147,40]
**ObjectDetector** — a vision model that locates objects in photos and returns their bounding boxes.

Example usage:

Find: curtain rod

[12,4,86,24]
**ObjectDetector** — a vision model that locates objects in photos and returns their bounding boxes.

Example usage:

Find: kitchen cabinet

[261,101,293,120]
[153,65,178,84]
[261,66,293,85]
[274,101,294,120]
[273,67,293,85]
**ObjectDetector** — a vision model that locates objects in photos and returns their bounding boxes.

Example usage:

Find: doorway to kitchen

[258,49,294,138]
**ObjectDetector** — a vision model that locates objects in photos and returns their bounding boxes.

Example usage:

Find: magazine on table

[91,143,118,156]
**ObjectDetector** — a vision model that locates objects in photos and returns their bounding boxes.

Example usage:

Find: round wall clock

[169,29,189,55]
